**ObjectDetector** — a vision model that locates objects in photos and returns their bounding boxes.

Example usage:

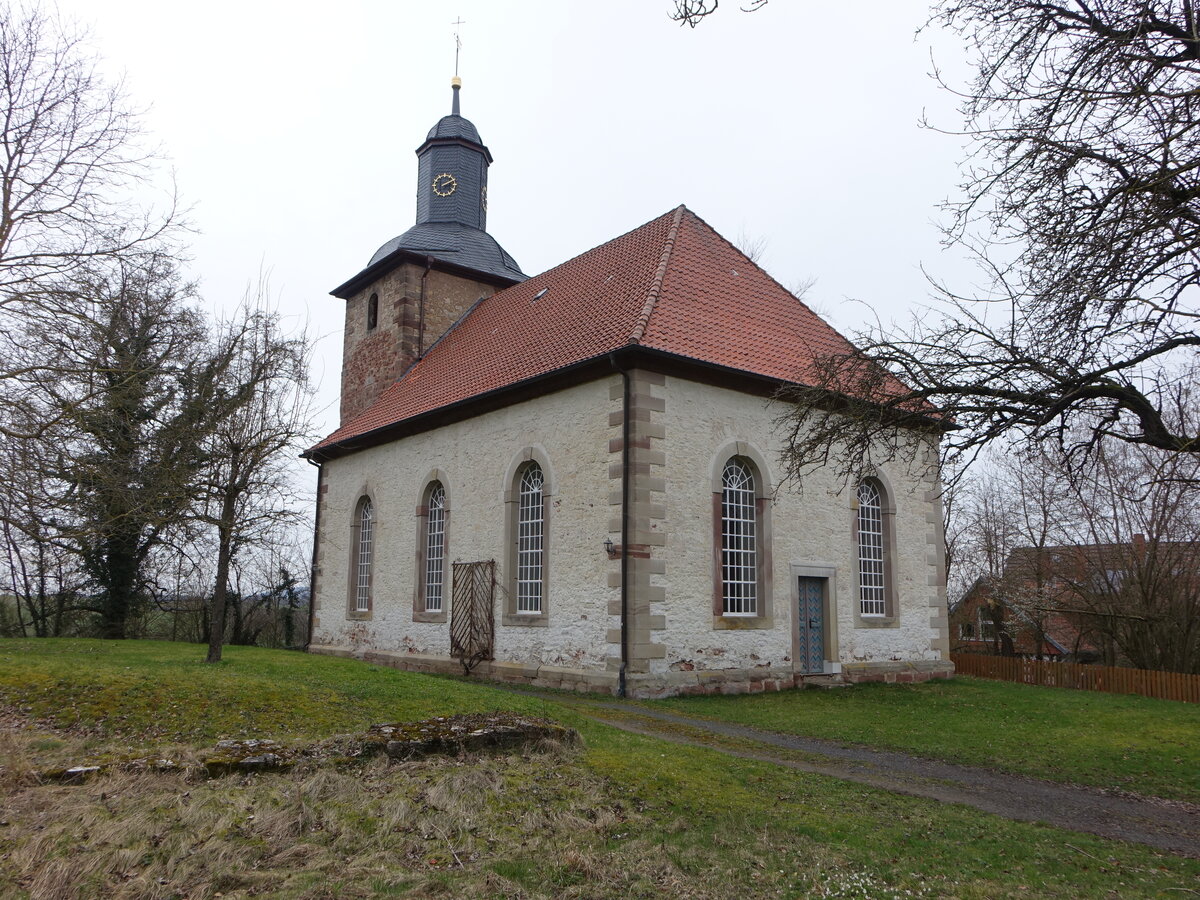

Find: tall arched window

[722,459,757,616]
[857,480,887,617]
[516,463,544,614]
[424,482,446,613]
[353,497,374,613]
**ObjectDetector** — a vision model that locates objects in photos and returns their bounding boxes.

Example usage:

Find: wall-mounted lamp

[604,538,618,558]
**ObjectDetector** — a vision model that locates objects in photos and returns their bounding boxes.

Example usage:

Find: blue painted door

[797,577,825,675]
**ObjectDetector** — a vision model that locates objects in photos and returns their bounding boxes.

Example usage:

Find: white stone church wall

[312,373,950,693]
[312,380,614,671]
[654,377,948,679]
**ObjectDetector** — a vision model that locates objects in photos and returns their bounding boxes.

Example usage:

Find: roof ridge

[504,206,684,292]
[628,205,685,345]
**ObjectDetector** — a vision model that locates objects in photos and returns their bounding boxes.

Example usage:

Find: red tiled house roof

[312,206,916,457]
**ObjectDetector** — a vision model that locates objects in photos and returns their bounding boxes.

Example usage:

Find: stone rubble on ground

[34,712,580,784]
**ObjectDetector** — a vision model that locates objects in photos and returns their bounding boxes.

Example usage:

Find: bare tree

[0,421,85,636]
[1061,438,1200,673]
[986,451,1078,658]
[670,1,767,27]
[950,425,1200,670]
[948,467,1013,597]
[779,1,1200,481]
[201,297,315,663]
[0,5,174,299]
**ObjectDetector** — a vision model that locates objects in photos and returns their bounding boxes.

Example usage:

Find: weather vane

[452,17,465,77]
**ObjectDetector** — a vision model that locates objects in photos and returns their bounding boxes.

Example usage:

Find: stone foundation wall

[308,644,954,698]
[840,659,956,684]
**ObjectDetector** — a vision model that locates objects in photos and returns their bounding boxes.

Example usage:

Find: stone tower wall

[340,263,497,425]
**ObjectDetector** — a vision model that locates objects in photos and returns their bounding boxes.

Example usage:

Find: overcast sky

[53,0,973,443]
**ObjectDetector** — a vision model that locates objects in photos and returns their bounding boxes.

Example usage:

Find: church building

[304,79,953,697]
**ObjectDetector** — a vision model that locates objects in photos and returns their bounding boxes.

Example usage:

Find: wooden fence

[950,653,1200,703]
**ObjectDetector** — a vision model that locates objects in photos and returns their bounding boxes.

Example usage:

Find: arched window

[424,482,446,613]
[353,497,374,614]
[366,292,379,331]
[857,480,887,617]
[516,463,544,614]
[721,459,757,616]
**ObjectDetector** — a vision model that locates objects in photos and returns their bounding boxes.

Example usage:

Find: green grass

[1,639,1198,898]
[652,675,1200,801]
[0,638,547,741]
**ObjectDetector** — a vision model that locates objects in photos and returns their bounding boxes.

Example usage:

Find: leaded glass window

[425,483,445,613]
[857,480,886,616]
[722,459,757,615]
[355,498,373,613]
[516,464,544,614]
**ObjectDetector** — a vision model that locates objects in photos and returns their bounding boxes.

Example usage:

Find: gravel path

[539,694,1200,857]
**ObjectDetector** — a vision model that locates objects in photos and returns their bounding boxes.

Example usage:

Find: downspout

[304,457,323,652]
[418,256,433,357]
[609,352,631,698]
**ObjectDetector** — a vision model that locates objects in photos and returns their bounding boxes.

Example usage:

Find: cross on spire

[452,17,465,77]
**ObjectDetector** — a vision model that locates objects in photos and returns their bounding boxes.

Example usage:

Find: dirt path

[530,693,1200,858]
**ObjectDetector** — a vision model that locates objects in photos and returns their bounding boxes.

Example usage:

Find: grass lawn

[0,639,1197,899]
[653,675,1200,802]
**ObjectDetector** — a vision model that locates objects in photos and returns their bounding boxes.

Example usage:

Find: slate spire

[332,76,524,298]
[415,76,492,231]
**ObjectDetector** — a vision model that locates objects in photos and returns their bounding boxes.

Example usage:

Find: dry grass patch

[0,731,834,900]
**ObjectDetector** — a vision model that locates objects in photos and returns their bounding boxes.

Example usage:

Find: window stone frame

[502,447,553,628]
[412,471,450,624]
[852,474,899,627]
[347,490,376,621]
[710,441,774,631]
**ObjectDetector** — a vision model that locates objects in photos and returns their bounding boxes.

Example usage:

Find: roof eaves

[306,352,622,461]
[331,247,521,299]
[1044,633,1070,654]
[628,205,685,345]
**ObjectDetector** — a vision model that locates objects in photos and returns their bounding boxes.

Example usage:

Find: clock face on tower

[432,173,457,197]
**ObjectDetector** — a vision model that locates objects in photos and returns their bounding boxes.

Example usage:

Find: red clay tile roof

[315,206,896,451]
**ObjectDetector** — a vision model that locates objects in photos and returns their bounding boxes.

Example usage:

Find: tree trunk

[230,593,245,645]
[99,529,140,639]
[205,489,238,664]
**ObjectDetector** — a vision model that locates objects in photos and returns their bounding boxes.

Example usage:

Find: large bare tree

[0,4,175,297]
[779,1,1200,481]
[671,1,1200,476]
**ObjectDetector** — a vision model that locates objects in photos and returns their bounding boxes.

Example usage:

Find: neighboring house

[303,80,953,698]
[950,573,1100,662]
[948,537,1199,664]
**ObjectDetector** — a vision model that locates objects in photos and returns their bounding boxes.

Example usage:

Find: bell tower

[416,78,491,232]
[332,78,525,426]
